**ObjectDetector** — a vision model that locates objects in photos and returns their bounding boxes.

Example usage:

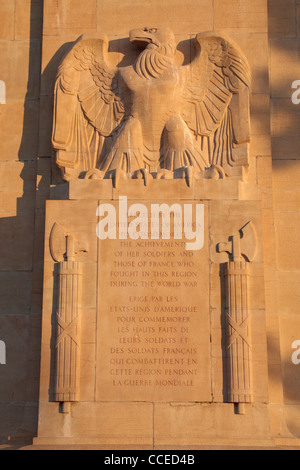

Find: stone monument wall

[0,0,300,449]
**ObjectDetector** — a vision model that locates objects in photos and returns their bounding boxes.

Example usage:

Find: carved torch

[217,221,257,412]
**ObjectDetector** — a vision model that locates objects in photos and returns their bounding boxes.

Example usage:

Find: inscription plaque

[96,200,210,402]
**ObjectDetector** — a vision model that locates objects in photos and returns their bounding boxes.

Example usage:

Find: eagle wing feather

[52,34,125,173]
[181,32,251,172]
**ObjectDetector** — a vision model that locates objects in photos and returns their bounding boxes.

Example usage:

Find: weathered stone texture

[0,0,300,449]
[0,0,43,445]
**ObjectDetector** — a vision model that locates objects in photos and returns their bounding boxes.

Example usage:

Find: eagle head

[130,27,176,56]
[129,27,176,80]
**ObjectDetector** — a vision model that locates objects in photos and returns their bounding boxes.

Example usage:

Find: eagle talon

[109,169,128,188]
[156,169,174,180]
[84,169,105,180]
[173,166,196,187]
[133,168,152,186]
[203,164,226,180]
[185,166,194,187]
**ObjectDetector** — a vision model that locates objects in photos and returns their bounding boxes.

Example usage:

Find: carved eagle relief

[52,28,251,182]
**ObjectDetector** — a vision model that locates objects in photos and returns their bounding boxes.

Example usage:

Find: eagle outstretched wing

[181,32,251,175]
[52,34,125,178]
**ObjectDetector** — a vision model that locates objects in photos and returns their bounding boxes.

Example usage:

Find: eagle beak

[129,29,154,47]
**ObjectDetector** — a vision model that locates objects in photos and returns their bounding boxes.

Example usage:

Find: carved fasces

[224,260,252,404]
[217,221,257,405]
[217,221,257,263]
[55,259,82,403]
[52,28,251,182]
[50,223,88,404]
[50,222,88,262]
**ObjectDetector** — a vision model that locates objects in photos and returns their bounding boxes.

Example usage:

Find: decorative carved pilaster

[50,223,88,406]
[217,221,257,406]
